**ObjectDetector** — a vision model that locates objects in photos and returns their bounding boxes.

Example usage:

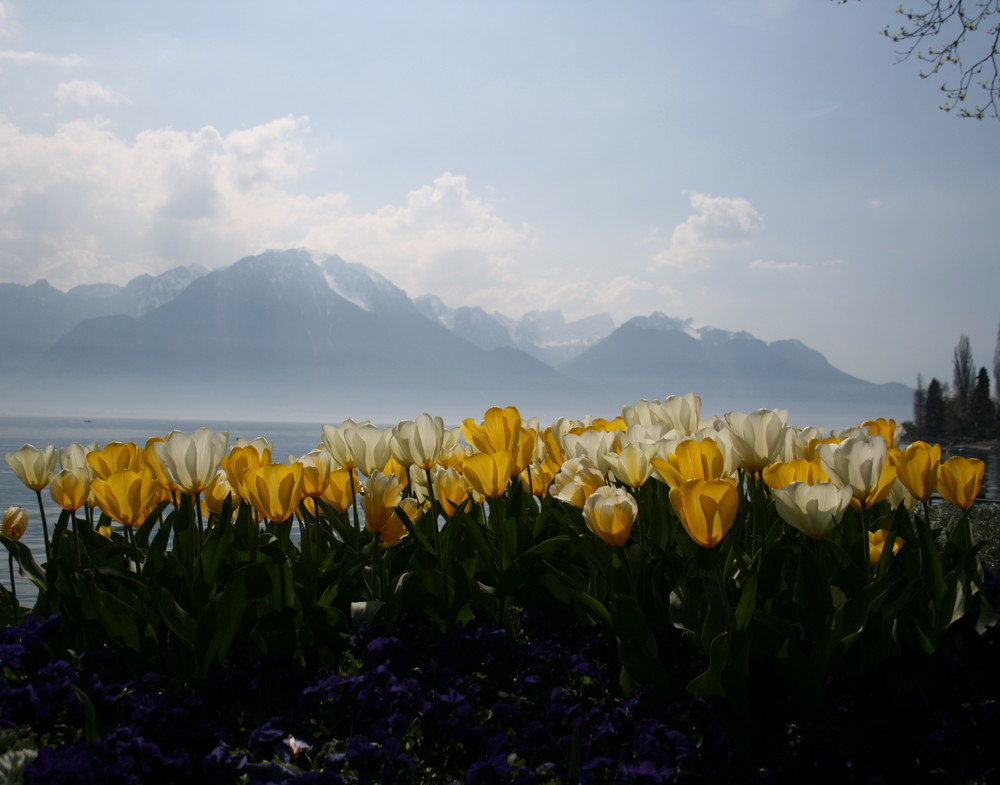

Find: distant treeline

[908,331,999,442]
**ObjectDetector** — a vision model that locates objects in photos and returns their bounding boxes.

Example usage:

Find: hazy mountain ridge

[0,249,911,426]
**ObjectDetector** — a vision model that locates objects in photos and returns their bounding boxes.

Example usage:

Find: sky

[0,0,997,390]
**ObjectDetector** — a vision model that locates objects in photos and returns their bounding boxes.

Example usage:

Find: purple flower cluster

[3,583,1000,784]
[0,611,735,784]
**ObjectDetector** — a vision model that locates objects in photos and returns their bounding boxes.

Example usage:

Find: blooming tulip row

[2,396,985,552]
[0,394,992,703]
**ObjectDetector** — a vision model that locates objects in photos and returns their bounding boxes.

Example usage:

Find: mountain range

[0,249,911,427]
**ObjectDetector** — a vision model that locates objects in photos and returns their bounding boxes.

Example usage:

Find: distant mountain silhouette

[1,249,911,426]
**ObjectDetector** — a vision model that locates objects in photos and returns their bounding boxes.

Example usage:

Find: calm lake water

[2,415,999,604]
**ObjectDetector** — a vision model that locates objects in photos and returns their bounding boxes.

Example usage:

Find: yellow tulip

[360,471,405,542]
[5,444,58,491]
[431,465,473,516]
[221,444,272,499]
[319,468,358,514]
[291,449,333,498]
[582,485,638,547]
[462,406,522,454]
[862,418,900,450]
[520,459,560,499]
[868,529,903,565]
[937,456,985,509]
[86,441,141,480]
[49,467,91,512]
[888,442,941,502]
[462,450,515,500]
[539,426,566,466]
[379,497,421,547]
[761,458,829,491]
[243,462,305,523]
[1,506,28,540]
[90,467,161,528]
[652,438,727,488]
[668,478,740,548]
[202,469,237,516]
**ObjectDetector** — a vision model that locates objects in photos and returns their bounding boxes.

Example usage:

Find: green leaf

[0,535,46,593]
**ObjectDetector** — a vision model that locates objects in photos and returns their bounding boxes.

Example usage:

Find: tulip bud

[1,506,28,540]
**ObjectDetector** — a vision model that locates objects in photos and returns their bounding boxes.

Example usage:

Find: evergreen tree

[970,366,995,440]
[925,377,946,439]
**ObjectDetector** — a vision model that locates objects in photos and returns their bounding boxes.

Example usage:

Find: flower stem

[35,490,50,563]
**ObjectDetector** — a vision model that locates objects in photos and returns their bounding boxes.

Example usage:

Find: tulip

[344,425,392,477]
[888,441,941,502]
[462,406,522,454]
[862,418,901,450]
[582,485,638,547]
[430,465,473,516]
[222,443,273,500]
[90,467,161,528]
[5,444,58,491]
[724,409,792,474]
[2,506,28,610]
[661,393,702,435]
[539,426,567,465]
[86,441,141,480]
[887,479,916,512]
[562,429,616,474]
[243,462,305,523]
[937,456,985,509]
[604,442,657,488]
[868,529,903,565]
[622,398,669,428]
[320,468,359,514]
[549,457,606,508]
[668,478,740,548]
[59,442,98,474]
[520,459,559,499]
[817,435,893,505]
[651,438,727,488]
[321,418,366,469]
[291,449,333,498]
[390,414,445,470]
[153,428,230,496]
[49,467,91,512]
[387,497,422,546]
[771,481,853,540]
[360,471,405,542]
[761,458,828,491]
[462,450,516,500]
[203,469,237,516]
[1,506,27,540]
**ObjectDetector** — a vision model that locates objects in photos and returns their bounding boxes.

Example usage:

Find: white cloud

[0,116,537,303]
[0,2,17,37]
[0,49,84,66]
[302,172,534,307]
[651,191,763,271]
[749,259,807,271]
[55,79,126,107]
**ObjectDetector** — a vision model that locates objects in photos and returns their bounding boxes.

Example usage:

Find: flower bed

[1,396,997,782]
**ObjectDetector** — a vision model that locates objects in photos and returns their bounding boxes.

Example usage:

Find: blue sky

[1,0,997,391]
